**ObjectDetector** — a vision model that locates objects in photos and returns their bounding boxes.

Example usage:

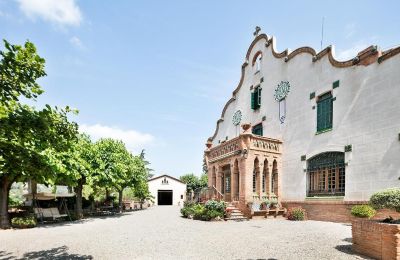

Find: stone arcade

[204,30,400,222]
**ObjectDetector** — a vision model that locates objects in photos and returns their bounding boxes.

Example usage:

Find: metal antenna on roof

[320,17,325,51]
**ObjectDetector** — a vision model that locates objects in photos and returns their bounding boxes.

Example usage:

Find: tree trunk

[0,177,11,229]
[105,188,110,199]
[118,189,123,213]
[75,179,84,219]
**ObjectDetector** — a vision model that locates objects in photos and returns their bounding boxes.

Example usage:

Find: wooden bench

[34,207,68,221]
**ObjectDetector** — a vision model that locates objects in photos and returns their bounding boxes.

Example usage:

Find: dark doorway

[157,190,173,205]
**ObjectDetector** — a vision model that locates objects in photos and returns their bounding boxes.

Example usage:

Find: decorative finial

[253,26,261,37]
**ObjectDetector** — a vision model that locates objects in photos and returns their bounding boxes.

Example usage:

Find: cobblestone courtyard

[0,206,368,260]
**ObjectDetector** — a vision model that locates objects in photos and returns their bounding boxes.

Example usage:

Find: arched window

[307,152,345,197]
[271,160,278,195]
[252,51,262,73]
[253,158,259,193]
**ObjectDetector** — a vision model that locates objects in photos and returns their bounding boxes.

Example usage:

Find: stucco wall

[210,36,400,202]
[148,176,186,206]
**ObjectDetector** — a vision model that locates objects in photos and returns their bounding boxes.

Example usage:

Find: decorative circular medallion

[232,110,242,126]
[274,81,291,101]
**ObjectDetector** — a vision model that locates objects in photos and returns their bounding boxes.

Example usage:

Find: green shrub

[287,207,306,221]
[192,204,205,219]
[351,205,376,218]
[206,209,224,219]
[370,188,400,212]
[11,216,37,228]
[204,200,225,212]
[8,195,23,207]
[181,205,195,218]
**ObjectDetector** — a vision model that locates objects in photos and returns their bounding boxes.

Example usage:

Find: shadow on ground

[334,239,372,260]
[0,246,93,260]
[36,211,136,229]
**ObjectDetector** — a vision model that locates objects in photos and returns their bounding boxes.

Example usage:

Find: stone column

[230,162,236,201]
[207,164,213,187]
[259,161,264,198]
[215,166,221,194]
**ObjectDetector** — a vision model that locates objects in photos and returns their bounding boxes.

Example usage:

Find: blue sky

[1,0,399,177]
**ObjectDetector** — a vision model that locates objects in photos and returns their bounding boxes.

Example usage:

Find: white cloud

[69,36,84,49]
[336,43,368,61]
[17,0,82,26]
[79,124,155,152]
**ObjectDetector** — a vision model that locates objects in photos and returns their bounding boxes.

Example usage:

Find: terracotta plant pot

[241,123,251,132]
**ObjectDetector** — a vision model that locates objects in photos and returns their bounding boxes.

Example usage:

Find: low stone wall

[352,219,400,260]
[282,200,400,223]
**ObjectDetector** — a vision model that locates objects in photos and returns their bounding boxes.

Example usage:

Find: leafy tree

[0,104,78,228]
[199,173,208,188]
[0,40,45,115]
[0,40,78,229]
[180,173,199,192]
[139,149,154,178]
[134,179,154,209]
[180,173,209,193]
[60,134,95,219]
[92,139,147,212]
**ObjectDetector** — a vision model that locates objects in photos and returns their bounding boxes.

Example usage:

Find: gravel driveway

[0,206,369,260]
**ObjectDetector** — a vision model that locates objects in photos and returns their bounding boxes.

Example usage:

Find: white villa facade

[204,32,400,221]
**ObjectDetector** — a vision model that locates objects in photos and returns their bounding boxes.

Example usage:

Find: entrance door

[158,190,173,205]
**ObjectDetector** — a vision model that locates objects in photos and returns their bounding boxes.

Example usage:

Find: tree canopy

[180,173,208,192]
[0,40,79,228]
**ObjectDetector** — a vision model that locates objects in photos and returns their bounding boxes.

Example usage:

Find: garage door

[157,190,173,205]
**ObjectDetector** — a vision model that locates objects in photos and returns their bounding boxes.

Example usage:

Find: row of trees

[0,40,151,229]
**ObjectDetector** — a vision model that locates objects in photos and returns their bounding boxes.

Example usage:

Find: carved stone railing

[208,136,242,163]
[206,134,282,163]
[249,135,282,154]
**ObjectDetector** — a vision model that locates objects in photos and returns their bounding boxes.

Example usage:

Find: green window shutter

[251,92,255,110]
[258,88,262,108]
[317,92,333,132]
[254,89,259,109]
[252,123,263,136]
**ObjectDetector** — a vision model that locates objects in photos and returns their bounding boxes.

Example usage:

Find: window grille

[252,171,256,192]
[307,152,345,196]
[262,172,266,192]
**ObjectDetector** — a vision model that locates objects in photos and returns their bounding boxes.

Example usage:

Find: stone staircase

[225,204,248,221]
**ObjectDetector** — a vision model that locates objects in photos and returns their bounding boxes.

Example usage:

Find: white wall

[210,36,400,201]
[148,176,187,206]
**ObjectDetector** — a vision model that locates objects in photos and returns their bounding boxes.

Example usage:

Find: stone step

[225,206,248,221]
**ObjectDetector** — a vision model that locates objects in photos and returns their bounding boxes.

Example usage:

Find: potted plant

[269,197,278,208]
[352,188,400,260]
[261,199,270,210]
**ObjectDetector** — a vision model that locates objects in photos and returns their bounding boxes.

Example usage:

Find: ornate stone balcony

[250,135,281,154]
[206,134,282,163]
[208,136,242,163]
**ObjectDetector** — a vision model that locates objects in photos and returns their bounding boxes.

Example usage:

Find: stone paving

[0,206,370,259]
